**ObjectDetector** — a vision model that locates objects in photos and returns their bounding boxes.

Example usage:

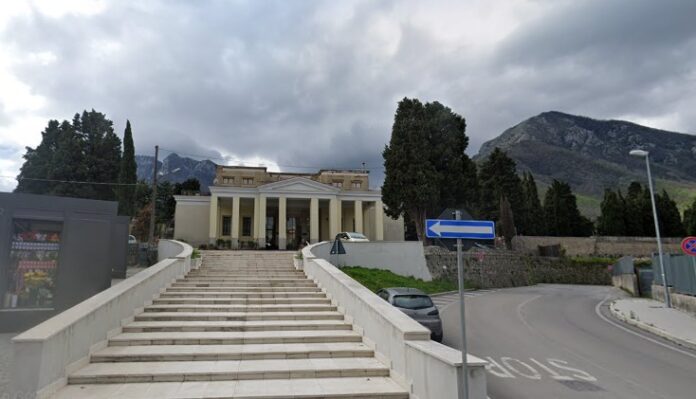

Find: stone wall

[512,236,682,257]
[425,250,612,289]
[612,274,639,296]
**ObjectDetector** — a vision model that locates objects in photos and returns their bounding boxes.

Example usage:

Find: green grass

[339,266,460,294]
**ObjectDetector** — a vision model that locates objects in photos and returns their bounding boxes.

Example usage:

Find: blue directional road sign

[425,219,495,240]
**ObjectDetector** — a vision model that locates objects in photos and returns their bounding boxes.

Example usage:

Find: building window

[331,180,343,188]
[351,181,362,189]
[222,177,229,184]
[222,216,231,236]
[242,217,252,236]
[243,177,253,185]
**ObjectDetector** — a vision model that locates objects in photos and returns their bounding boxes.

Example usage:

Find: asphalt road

[440,284,696,399]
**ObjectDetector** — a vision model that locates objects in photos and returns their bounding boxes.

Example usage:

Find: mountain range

[135,111,696,217]
[476,111,696,216]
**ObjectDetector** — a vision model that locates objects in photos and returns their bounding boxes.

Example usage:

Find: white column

[375,200,384,241]
[208,194,218,244]
[231,196,240,249]
[329,197,339,238]
[278,196,287,250]
[354,200,363,234]
[257,195,266,249]
[310,197,319,243]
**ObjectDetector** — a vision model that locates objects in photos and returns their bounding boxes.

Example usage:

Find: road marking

[484,356,597,382]
[595,297,696,360]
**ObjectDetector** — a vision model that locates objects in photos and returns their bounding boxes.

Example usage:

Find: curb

[609,301,696,352]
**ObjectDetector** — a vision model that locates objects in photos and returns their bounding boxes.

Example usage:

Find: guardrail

[10,239,196,399]
[303,243,488,399]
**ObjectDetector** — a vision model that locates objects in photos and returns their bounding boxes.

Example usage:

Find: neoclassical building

[174,165,404,249]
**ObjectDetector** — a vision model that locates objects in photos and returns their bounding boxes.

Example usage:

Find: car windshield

[348,233,367,239]
[392,295,434,310]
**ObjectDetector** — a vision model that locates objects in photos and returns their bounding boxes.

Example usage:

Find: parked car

[335,232,370,242]
[128,235,137,245]
[376,287,443,342]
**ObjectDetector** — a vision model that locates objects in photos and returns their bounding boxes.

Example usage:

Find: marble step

[68,357,390,384]
[158,291,327,299]
[122,319,352,333]
[53,377,408,398]
[166,286,322,293]
[143,304,337,313]
[152,298,331,305]
[171,282,317,288]
[134,311,345,322]
[91,342,374,362]
[109,330,363,346]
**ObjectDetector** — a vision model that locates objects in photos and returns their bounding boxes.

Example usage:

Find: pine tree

[520,172,545,235]
[382,98,476,241]
[117,120,138,215]
[15,120,62,194]
[478,148,525,230]
[543,179,593,236]
[597,189,626,236]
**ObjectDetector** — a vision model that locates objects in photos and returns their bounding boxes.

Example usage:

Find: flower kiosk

[0,193,129,332]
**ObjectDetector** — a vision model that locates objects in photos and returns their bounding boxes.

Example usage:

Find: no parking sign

[680,236,696,256]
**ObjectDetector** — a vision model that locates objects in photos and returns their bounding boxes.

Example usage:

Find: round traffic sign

[680,236,696,256]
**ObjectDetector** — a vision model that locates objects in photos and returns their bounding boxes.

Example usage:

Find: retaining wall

[512,236,682,257]
[10,240,195,399]
[612,274,639,296]
[302,244,488,399]
[426,251,612,289]
[652,284,696,316]
[310,241,432,281]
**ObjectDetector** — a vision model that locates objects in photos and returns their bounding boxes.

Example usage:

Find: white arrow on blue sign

[425,219,495,239]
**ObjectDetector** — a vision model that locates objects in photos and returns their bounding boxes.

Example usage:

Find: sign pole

[455,210,469,399]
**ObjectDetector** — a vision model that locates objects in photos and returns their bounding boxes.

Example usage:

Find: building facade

[174,165,404,249]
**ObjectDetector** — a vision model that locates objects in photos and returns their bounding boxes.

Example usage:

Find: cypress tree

[597,189,626,236]
[543,179,593,237]
[520,172,545,235]
[684,198,696,236]
[656,189,685,237]
[478,148,525,229]
[118,120,138,215]
[499,195,516,249]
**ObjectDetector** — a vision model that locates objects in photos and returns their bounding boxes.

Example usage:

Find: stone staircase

[52,251,409,399]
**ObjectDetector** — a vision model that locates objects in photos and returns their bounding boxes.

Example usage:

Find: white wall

[301,245,487,399]
[311,241,432,281]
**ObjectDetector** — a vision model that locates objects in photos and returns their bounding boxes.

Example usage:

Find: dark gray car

[376,287,443,342]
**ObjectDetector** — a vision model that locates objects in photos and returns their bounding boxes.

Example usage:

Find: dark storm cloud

[1,0,695,190]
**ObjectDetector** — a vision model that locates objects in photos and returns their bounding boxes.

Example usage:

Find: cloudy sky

[1,0,695,191]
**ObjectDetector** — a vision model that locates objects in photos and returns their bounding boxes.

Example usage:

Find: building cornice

[174,195,211,205]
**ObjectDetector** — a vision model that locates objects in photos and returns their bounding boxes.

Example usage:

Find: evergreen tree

[597,189,626,236]
[499,195,516,249]
[684,198,696,236]
[656,189,685,237]
[382,98,476,241]
[520,172,545,235]
[15,110,123,202]
[117,120,138,216]
[624,182,646,236]
[543,179,593,236]
[478,148,525,229]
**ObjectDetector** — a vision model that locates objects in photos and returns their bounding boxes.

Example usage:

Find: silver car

[377,287,443,342]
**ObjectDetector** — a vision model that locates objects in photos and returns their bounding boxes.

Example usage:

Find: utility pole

[455,209,469,399]
[148,145,159,247]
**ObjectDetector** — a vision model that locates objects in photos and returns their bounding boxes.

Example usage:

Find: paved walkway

[611,298,696,350]
[0,333,14,395]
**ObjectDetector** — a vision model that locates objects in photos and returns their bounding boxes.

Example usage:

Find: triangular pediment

[258,177,339,194]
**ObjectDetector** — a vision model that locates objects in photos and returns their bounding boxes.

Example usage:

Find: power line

[157,147,385,172]
[0,176,140,186]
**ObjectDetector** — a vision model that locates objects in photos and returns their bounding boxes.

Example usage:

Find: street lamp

[629,149,671,308]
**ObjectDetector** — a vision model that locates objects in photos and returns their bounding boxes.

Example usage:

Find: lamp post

[629,149,671,308]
